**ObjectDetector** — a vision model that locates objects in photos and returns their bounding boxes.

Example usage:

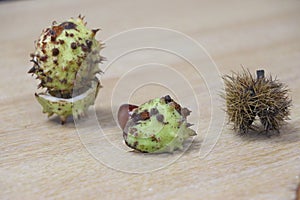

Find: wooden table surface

[1,0,300,199]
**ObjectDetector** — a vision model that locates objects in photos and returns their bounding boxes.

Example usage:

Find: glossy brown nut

[117,104,138,130]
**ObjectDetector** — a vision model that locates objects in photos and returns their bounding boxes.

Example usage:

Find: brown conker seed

[117,104,138,130]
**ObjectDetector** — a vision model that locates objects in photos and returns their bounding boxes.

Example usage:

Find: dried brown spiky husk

[222,68,292,134]
[296,181,300,200]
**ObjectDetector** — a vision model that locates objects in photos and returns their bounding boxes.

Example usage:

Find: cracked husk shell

[122,95,196,153]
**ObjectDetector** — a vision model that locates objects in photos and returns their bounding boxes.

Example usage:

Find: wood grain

[1,0,300,199]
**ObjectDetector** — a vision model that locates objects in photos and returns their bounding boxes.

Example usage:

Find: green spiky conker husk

[29,16,103,123]
[123,95,196,153]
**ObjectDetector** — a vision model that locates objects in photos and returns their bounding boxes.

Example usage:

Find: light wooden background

[1,0,300,199]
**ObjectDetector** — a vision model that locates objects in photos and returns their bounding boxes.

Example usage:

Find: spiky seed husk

[123,95,196,153]
[296,181,300,200]
[28,15,103,123]
[222,69,292,134]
